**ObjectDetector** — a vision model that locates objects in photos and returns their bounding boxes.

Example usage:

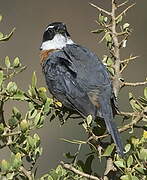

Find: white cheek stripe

[46,25,54,31]
[41,34,74,50]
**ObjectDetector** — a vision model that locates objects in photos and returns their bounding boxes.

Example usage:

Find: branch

[117,0,129,8]
[19,166,32,180]
[60,161,100,180]
[0,101,6,126]
[121,55,139,63]
[116,3,136,20]
[111,0,122,97]
[90,3,111,16]
[122,80,147,87]
[2,131,21,137]
[104,157,116,176]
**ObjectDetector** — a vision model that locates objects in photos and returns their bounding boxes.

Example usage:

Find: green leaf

[8,117,18,128]
[120,175,130,180]
[13,57,20,68]
[48,175,54,180]
[32,72,37,88]
[0,15,2,22]
[64,152,75,159]
[7,82,17,93]
[0,28,15,41]
[124,144,131,153]
[27,136,35,148]
[28,109,38,119]
[12,107,21,119]
[99,13,104,23]
[127,155,133,168]
[20,119,29,132]
[5,56,11,68]
[91,29,104,34]
[116,15,123,24]
[105,33,112,42]
[0,32,3,39]
[1,160,10,172]
[144,87,147,99]
[44,98,53,114]
[86,115,92,126]
[102,143,115,157]
[107,57,114,66]
[11,153,22,169]
[108,67,115,76]
[12,89,27,101]
[38,87,47,102]
[139,148,147,161]
[135,167,147,175]
[0,123,4,134]
[123,23,130,30]
[0,71,3,87]
[131,176,139,180]
[114,160,125,168]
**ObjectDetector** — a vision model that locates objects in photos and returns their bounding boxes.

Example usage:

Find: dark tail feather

[100,100,124,156]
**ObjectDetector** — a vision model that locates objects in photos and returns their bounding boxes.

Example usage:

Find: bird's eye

[48,29,54,34]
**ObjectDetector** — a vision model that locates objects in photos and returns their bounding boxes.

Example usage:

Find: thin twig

[121,55,139,63]
[118,111,134,117]
[19,166,32,180]
[104,157,117,180]
[116,3,136,20]
[60,161,100,180]
[117,0,129,8]
[2,131,21,137]
[123,81,147,87]
[90,3,111,16]
[0,101,6,126]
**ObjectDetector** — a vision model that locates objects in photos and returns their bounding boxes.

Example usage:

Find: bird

[40,22,123,156]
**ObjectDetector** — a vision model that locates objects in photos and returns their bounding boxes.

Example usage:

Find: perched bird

[40,22,123,156]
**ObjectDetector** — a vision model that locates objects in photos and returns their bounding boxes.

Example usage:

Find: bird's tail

[100,99,124,156]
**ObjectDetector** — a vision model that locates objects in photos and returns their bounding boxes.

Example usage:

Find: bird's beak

[40,45,43,50]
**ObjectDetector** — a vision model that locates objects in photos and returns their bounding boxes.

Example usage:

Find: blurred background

[0,0,147,177]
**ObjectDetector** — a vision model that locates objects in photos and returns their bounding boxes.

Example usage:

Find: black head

[42,22,70,42]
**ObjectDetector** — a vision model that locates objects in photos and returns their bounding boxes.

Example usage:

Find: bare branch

[60,161,100,180]
[90,3,111,16]
[123,80,147,87]
[116,3,136,20]
[117,0,129,8]
[118,111,134,117]
[19,166,32,180]
[104,157,116,177]
[2,131,21,137]
[111,0,122,97]
[121,55,139,63]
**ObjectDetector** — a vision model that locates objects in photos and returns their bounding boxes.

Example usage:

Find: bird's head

[40,22,74,50]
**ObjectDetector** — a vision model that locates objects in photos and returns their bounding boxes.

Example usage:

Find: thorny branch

[90,3,111,16]
[19,166,32,180]
[111,0,122,97]
[60,161,100,180]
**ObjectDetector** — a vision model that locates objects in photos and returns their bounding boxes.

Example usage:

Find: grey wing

[62,44,123,155]
[42,52,97,117]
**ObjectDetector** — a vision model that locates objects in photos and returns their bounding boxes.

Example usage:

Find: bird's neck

[40,34,74,50]
[40,49,59,65]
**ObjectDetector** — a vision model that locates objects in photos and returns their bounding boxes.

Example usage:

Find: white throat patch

[41,34,74,50]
